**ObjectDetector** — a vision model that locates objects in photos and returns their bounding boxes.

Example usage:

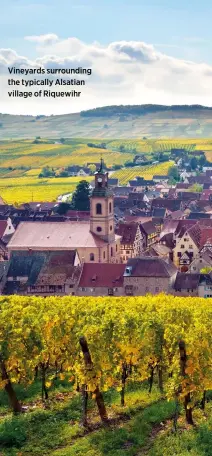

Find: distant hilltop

[1,104,212,139]
[80,104,212,117]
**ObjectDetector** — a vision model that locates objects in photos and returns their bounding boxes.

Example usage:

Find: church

[8,161,121,264]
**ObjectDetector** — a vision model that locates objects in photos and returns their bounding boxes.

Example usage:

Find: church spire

[97,157,104,173]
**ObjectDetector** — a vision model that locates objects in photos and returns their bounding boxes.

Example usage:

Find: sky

[1,0,212,115]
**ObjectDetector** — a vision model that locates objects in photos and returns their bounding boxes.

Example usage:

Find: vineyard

[0,176,93,204]
[0,295,212,455]
[112,162,174,185]
[0,138,211,203]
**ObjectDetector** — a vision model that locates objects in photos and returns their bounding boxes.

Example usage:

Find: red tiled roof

[66,210,90,219]
[124,216,152,224]
[187,223,212,249]
[116,223,139,244]
[174,273,200,290]
[140,220,157,235]
[125,257,177,278]
[79,263,125,288]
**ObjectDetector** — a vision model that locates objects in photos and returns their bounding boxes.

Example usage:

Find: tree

[125,161,135,167]
[88,164,96,174]
[56,202,71,215]
[168,166,179,182]
[199,154,206,168]
[200,267,212,274]
[39,166,55,178]
[71,180,90,211]
[190,184,203,192]
[190,156,198,170]
[57,170,69,177]
[60,138,65,144]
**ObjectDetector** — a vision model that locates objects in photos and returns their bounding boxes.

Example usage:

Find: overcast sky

[1,0,212,115]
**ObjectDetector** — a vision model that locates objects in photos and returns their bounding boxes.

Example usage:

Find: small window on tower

[90,253,95,261]
[109,202,112,213]
[110,225,113,231]
[97,226,102,232]
[96,203,102,215]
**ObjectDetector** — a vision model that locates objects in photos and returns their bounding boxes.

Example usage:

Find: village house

[77,263,125,296]
[152,175,169,183]
[188,250,212,273]
[4,250,81,296]
[139,220,158,248]
[151,198,183,212]
[108,178,119,187]
[0,218,15,241]
[172,272,199,296]
[198,272,212,298]
[115,223,144,263]
[173,222,212,269]
[123,257,177,296]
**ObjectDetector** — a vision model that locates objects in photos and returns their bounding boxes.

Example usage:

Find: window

[116,244,118,252]
[90,253,95,261]
[109,202,112,213]
[181,244,185,248]
[111,247,113,256]
[125,285,133,296]
[110,225,113,231]
[96,203,102,215]
[97,226,102,232]
[126,250,130,254]
[177,252,182,257]
[189,245,193,249]
[103,251,106,259]
[108,288,114,295]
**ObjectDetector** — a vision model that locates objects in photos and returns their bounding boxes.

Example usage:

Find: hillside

[0,137,210,203]
[1,104,212,139]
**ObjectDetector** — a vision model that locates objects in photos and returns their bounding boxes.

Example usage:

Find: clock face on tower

[98,177,102,183]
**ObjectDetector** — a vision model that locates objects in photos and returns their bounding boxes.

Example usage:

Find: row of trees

[0,295,212,426]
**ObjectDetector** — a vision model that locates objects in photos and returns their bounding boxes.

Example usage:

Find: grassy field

[0,138,211,203]
[0,377,212,456]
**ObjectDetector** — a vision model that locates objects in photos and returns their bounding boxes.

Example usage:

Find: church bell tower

[90,159,115,243]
